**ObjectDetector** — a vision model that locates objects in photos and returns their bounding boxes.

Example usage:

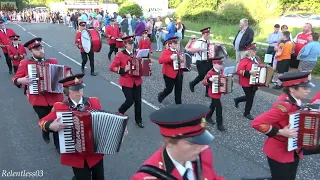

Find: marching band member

[234,43,261,120]
[7,35,27,73]
[158,37,184,104]
[109,36,144,128]
[311,91,320,103]
[163,38,170,49]
[12,37,63,151]
[202,57,226,131]
[131,104,225,180]
[138,30,152,57]
[251,72,315,180]
[39,74,105,180]
[0,18,16,74]
[75,21,97,76]
[189,27,212,97]
[106,18,121,61]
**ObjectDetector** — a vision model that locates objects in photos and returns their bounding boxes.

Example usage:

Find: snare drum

[81,29,102,53]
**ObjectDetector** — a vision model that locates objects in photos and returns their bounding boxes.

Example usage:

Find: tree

[118,1,142,17]
[168,0,182,8]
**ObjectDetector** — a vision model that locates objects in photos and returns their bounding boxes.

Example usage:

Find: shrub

[175,0,217,19]
[168,0,183,9]
[218,1,255,25]
[118,1,143,17]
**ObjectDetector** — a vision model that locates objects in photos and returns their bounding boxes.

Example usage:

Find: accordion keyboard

[288,113,300,151]
[57,111,75,153]
[27,64,39,94]
[211,75,219,93]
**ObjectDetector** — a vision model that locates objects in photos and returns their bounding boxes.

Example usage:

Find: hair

[63,87,69,96]
[312,32,319,41]
[157,16,161,21]
[281,25,288,30]
[282,86,300,103]
[305,22,313,30]
[244,49,255,57]
[282,31,290,38]
[240,18,248,25]
[163,137,180,146]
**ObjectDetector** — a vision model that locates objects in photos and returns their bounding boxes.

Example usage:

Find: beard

[33,53,45,60]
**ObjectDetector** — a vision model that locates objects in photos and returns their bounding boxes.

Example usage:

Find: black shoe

[81,67,85,73]
[243,113,254,120]
[9,70,12,75]
[206,117,215,125]
[71,176,76,180]
[272,85,282,90]
[217,125,226,131]
[205,94,209,97]
[91,72,97,76]
[189,82,194,92]
[55,146,60,154]
[42,131,50,144]
[234,99,239,108]
[108,55,111,61]
[136,122,144,128]
[157,92,163,103]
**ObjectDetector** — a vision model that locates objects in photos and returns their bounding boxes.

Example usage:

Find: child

[202,57,226,131]
[7,35,26,73]
[138,30,152,58]
[273,31,294,89]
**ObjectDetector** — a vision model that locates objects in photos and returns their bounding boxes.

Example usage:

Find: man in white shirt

[188,27,212,97]
[131,104,225,180]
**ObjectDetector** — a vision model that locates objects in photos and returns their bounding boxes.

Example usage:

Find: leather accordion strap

[137,165,178,180]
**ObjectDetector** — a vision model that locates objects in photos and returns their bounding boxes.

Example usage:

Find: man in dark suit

[233,18,254,67]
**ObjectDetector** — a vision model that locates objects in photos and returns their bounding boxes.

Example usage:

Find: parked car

[279,14,305,26]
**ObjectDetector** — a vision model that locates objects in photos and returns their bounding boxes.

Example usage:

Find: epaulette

[89,97,98,100]
[53,102,64,108]
[143,177,157,180]
[276,104,287,112]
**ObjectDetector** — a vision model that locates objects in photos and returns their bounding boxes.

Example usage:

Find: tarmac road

[0,22,318,180]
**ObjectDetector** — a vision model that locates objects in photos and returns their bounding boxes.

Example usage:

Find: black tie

[183,169,189,180]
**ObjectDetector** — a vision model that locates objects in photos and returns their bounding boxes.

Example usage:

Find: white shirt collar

[71,97,83,106]
[213,67,220,73]
[291,95,302,106]
[170,48,177,52]
[166,149,194,177]
[126,49,132,55]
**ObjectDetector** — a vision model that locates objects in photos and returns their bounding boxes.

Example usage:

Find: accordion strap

[137,165,178,180]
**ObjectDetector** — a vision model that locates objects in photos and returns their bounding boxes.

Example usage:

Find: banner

[0,2,16,11]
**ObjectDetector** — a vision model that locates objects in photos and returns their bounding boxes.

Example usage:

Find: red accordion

[288,108,320,151]
[211,75,233,94]
[128,57,151,77]
[27,63,72,94]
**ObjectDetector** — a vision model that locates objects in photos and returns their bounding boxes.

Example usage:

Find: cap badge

[74,77,79,84]
[35,40,39,44]
[130,37,133,40]
[201,117,206,128]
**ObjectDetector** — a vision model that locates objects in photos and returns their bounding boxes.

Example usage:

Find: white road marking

[13,23,26,31]
[28,32,36,37]
[58,52,87,68]
[110,81,159,110]
[42,41,52,47]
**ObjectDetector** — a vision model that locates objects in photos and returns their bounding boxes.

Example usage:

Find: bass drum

[81,29,102,53]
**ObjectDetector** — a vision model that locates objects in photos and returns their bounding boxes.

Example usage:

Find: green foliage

[175,0,217,18]
[118,1,142,17]
[217,1,255,24]
[313,58,320,75]
[168,0,183,8]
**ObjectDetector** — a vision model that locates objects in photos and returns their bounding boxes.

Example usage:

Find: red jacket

[109,50,142,88]
[75,31,85,52]
[251,94,302,163]
[311,92,320,103]
[236,57,263,87]
[131,147,225,180]
[106,25,120,44]
[0,28,16,53]
[12,58,64,106]
[203,69,224,99]
[39,97,104,168]
[158,49,184,79]
[7,44,27,66]
[138,37,152,52]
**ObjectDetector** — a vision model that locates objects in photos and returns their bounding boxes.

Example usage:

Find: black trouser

[81,52,94,73]
[3,53,12,72]
[72,159,104,180]
[33,105,59,148]
[108,43,118,59]
[159,73,183,104]
[266,46,276,66]
[206,98,223,126]
[13,66,18,73]
[190,60,213,94]
[118,84,142,123]
[267,154,299,180]
[234,86,257,115]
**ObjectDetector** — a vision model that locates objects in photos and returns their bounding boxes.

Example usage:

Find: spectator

[184,35,197,56]
[154,16,163,51]
[135,18,146,46]
[290,23,313,72]
[266,24,282,65]
[297,32,320,75]
[163,17,175,41]
[131,15,137,33]
[233,18,254,67]
[145,18,153,39]
[120,15,128,35]
[127,14,133,36]
[280,25,293,40]
[175,19,184,49]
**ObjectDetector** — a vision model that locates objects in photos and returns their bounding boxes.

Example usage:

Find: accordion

[288,107,320,151]
[200,41,215,60]
[57,110,129,155]
[211,75,233,94]
[128,57,151,77]
[249,63,267,86]
[27,63,72,94]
